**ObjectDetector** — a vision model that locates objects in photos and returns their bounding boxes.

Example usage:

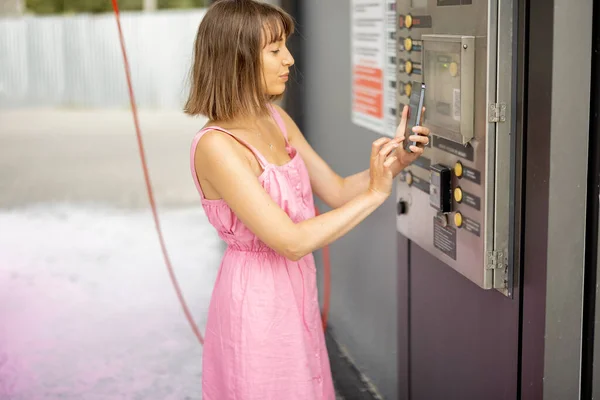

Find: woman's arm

[326,169,371,208]
[194,130,398,261]
[272,104,429,209]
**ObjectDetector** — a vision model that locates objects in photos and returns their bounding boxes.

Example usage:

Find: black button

[397,200,408,215]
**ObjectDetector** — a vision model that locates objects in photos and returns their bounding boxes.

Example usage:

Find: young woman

[185,1,430,398]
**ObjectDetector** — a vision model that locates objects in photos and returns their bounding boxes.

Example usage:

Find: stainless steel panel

[395,0,514,294]
[493,0,513,293]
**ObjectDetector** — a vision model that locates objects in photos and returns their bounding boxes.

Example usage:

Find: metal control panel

[395,0,515,296]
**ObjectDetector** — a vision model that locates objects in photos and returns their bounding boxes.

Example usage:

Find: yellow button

[454,161,463,178]
[405,82,412,97]
[405,60,413,74]
[454,187,463,203]
[405,15,413,29]
[454,212,463,228]
[404,37,413,52]
[406,171,413,186]
[449,62,459,77]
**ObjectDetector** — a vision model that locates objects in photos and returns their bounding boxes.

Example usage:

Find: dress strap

[268,104,289,144]
[190,126,269,200]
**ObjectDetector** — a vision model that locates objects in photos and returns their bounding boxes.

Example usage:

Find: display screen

[423,46,462,135]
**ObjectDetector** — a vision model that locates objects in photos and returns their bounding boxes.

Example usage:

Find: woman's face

[261,34,294,96]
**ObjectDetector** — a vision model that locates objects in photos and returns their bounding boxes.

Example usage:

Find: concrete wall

[301,1,399,398]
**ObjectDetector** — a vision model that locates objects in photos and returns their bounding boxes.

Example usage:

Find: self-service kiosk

[395,0,517,296]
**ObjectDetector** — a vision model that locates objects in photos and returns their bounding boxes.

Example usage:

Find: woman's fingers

[408,134,429,146]
[419,106,426,125]
[383,155,398,169]
[395,105,409,138]
[408,145,424,154]
[411,126,429,136]
[378,139,401,163]
[371,137,391,159]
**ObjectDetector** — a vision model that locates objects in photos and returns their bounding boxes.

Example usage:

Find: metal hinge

[488,102,507,123]
[486,250,506,270]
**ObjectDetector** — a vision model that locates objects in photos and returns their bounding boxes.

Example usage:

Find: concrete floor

[0,206,221,399]
[0,108,343,399]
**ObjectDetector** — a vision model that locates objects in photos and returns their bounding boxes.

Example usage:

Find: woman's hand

[368,136,402,201]
[390,105,431,176]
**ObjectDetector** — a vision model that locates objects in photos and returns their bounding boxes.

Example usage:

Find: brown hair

[184,0,295,121]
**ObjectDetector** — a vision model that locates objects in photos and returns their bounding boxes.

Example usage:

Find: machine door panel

[395,0,514,296]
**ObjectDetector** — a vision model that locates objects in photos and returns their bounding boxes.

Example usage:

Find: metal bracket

[488,102,507,123]
[486,250,506,270]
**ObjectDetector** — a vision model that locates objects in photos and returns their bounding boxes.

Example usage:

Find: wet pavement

[0,206,221,399]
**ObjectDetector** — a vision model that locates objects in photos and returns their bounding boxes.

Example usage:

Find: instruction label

[412,156,431,170]
[433,136,475,161]
[433,217,457,260]
[412,175,431,194]
[351,0,397,136]
[464,216,481,237]
[461,166,481,185]
[463,191,481,211]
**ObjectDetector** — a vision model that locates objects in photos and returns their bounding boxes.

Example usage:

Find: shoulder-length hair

[184,0,294,121]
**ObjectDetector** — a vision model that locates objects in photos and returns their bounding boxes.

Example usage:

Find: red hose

[110,0,204,345]
[110,1,331,342]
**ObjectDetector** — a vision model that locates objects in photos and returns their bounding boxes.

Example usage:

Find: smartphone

[406,81,426,152]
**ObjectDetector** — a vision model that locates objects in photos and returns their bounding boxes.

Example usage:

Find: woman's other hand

[367,137,401,201]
